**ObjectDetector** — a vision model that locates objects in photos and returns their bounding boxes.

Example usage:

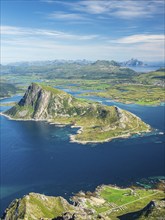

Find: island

[2,83,151,144]
[1,61,164,106]
[2,183,165,219]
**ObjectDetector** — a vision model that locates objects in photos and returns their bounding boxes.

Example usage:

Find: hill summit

[5,83,150,143]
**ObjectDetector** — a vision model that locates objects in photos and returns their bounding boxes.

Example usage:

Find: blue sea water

[0,95,22,103]
[129,66,162,73]
[0,92,165,215]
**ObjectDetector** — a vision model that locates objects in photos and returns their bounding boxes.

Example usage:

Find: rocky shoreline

[2,182,165,220]
[1,83,151,144]
[1,111,151,145]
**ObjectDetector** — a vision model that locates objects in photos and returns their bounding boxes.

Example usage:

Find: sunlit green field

[83,185,165,219]
[1,68,164,106]
[95,84,165,106]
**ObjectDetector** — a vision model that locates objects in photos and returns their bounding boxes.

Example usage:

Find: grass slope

[2,184,165,220]
[0,83,21,98]
[4,83,150,143]
[91,84,165,106]
[3,193,74,220]
[72,185,165,219]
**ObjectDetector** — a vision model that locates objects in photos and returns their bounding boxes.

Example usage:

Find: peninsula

[2,183,165,219]
[3,83,151,143]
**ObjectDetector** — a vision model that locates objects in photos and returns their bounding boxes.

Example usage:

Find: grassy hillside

[4,83,150,143]
[2,193,74,220]
[72,185,165,219]
[0,83,22,98]
[1,61,136,79]
[93,84,165,106]
[3,184,164,219]
[135,70,165,86]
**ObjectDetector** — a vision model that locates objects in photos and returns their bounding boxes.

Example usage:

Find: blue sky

[1,0,164,63]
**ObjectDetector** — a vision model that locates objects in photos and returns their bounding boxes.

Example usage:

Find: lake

[0,92,165,215]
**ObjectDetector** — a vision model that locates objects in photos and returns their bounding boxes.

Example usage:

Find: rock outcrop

[2,184,165,220]
[4,83,151,143]
[1,193,74,220]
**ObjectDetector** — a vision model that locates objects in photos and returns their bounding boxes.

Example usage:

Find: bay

[0,91,164,215]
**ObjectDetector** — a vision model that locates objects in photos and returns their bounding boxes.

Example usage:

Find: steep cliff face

[5,83,151,143]
[6,83,77,119]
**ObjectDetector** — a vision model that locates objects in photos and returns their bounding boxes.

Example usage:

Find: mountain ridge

[3,83,151,143]
[0,60,136,79]
[2,184,165,220]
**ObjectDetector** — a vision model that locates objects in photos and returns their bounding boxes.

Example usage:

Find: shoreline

[81,93,165,107]
[69,129,151,145]
[0,101,17,106]
[0,112,47,122]
[0,93,23,101]
[0,97,9,100]
[0,112,151,145]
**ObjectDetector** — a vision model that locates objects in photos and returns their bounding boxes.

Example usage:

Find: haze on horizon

[1,0,165,64]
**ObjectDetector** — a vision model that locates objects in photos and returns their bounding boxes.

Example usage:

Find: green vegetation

[6,104,34,119]
[2,193,74,220]
[37,83,68,95]
[4,83,150,143]
[1,60,136,79]
[1,78,164,106]
[94,84,165,106]
[70,108,149,143]
[1,61,164,106]
[72,185,165,219]
[100,186,159,206]
[2,184,165,220]
[135,70,165,86]
[98,185,165,219]
[0,83,23,98]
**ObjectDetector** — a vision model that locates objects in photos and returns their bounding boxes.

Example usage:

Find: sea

[0,88,165,215]
[128,66,162,72]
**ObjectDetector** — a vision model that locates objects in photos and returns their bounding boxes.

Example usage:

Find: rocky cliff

[4,83,151,143]
[2,184,165,220]
[1,193,75,220]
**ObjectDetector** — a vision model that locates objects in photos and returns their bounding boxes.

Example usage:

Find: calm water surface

[129,66,162,72]
[0,91,165,214]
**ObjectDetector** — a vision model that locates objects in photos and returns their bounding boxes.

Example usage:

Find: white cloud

[110,34,165,44]
[48,12,88,20]
[1,25,98,41]
[52,0,164,19]
[1,35,164,63]
[1,26,164,63]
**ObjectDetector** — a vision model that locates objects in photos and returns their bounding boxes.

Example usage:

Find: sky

[1,0,165,63]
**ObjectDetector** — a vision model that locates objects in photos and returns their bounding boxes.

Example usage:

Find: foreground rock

[2,184,165,220]
[4,83,151,143]
[1,193,75,220]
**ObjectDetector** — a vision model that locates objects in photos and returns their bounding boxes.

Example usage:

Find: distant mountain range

[0,60,136,79]
[120,58,147,67]
[1,58,164,68]
[120,59,164,68]
[5,59,93,67]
